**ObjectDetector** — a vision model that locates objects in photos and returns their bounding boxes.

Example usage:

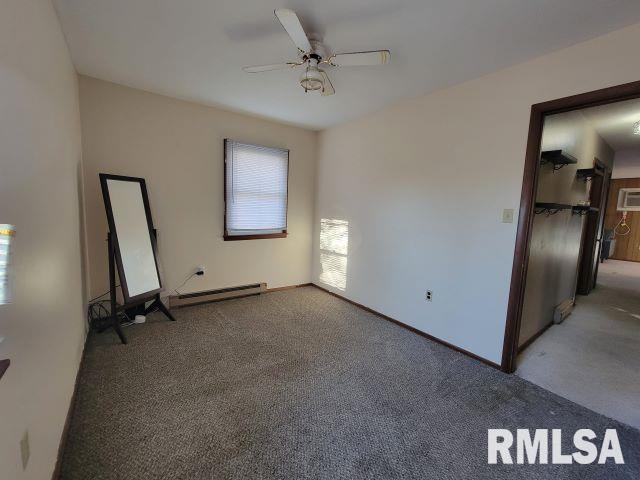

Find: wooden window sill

[224,232,287,241]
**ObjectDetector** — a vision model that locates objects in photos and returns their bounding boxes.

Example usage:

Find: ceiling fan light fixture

[300,64,324,92]
[634,120,640,135]
[243,8,390,97]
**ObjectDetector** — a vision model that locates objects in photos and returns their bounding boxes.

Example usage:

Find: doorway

[503,83,640,428]
[503,80,640,373]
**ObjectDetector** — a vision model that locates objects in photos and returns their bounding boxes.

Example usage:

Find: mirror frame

[99,173,164,304]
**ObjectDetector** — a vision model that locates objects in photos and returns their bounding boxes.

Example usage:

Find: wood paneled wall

[605,178,640,262]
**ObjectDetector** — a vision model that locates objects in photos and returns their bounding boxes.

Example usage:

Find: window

[0,225,14,305]
[224,139,289,240]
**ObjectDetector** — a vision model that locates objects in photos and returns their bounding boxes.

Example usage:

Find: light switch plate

[502,209,514,223]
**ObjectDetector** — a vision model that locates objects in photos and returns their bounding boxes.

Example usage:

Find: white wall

[79,76,317,299]
[0,0,85,478]
[519,111,614,345]
[612,147,640,178]
[314,22,640,365]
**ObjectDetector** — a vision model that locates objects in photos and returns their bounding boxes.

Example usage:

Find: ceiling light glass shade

[634,120,640,135]
[300,65,324,91]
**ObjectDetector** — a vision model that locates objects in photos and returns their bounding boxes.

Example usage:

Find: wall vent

[168,283,266,308]
[553,299,574,324]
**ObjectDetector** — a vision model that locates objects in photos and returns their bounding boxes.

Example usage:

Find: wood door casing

[503,79,640,373]
[592,167,611,285]
[576,161,610,295]
[605,177,640,262]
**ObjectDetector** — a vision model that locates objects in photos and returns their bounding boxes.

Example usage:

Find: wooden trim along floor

[52,348,85,480]
[311,284,501,370]
[517,320,554,355]
[265,283,313,293]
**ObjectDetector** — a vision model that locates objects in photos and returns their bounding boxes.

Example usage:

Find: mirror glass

[106,179,160,297]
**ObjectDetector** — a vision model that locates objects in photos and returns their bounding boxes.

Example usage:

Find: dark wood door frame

[576,159,611,295]
[501,79,640,373]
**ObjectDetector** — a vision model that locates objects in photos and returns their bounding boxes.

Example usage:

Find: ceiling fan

[242,8,390,96]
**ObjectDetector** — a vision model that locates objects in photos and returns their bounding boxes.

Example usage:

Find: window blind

[225,140,289,236]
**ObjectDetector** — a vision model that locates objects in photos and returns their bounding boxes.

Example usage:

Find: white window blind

[225,140,289,236]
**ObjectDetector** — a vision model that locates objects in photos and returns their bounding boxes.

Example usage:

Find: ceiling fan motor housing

[308,39,328,60]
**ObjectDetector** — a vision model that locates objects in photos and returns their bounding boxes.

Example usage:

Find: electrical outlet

[502,209,514,223]
[196,265,205,276]
[20,430,29,470]
[425,290,433,302]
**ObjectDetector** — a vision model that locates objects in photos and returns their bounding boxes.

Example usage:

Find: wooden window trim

[223,231,288,241]
[223,139,290,241]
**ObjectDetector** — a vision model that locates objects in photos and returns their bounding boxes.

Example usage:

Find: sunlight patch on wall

[319,219,348,291]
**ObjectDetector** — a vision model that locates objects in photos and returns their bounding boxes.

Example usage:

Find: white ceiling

[582,99,640,151]
[53,0,640,130]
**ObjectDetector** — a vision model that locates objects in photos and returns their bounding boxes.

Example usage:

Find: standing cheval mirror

[99,174,175,344]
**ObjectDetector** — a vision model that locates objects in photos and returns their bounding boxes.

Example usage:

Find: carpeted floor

[60,286,640,479]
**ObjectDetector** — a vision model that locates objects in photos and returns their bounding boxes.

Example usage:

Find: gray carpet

[60,286,640,479]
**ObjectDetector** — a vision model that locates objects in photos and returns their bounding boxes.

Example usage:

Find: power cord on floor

[88,268,202,329]
[87,300,110,330]
[173,272,198,295]
[87,298,132,331]
[88,285,120,303]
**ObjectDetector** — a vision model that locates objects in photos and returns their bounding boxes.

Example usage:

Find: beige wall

[314,22,640,365]
[2,9,640,478]
[0,0,85,478]
[79,76,317,299]
[519,112,614,346]
[613,147,640,178]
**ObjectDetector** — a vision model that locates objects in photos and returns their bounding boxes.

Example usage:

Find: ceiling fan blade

[274,8,312,53]
[320,71,335,96]
[242,62,299,73]
[330,50,390,67]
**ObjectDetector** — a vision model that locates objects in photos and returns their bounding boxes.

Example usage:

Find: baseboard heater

[553,298,574,324]
[168,282,266,308]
